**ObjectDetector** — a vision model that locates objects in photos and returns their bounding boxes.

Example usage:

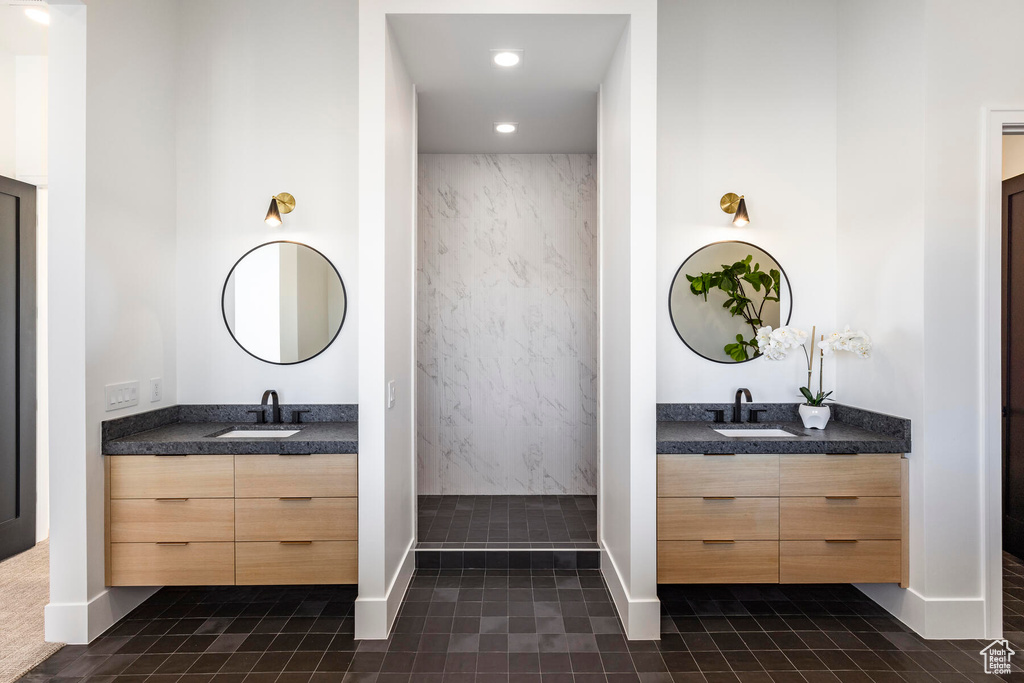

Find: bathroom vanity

[101,405,358,587]
[656,403,910,587]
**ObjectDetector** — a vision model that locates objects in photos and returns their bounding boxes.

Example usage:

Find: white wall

[354,14,417,639]
[1006,135,1024,180]
[175,0,358,404]
[598,1,660,641]
[656,0,838,403]
[417,154,599,496]
[47,0,175,643]
[838,0,1024,639]
[0,53,14,178]
[15,57,47,186]
[598,23,634,630]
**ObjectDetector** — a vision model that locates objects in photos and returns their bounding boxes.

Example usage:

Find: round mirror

[669,241,792,363]
[222,241,347,365]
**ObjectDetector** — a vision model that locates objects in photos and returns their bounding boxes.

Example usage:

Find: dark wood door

[0,176,36,561]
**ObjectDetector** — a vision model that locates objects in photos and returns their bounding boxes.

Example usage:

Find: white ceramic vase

[799,404,831,429]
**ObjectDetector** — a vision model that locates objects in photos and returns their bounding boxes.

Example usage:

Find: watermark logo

[981,639,1015,675]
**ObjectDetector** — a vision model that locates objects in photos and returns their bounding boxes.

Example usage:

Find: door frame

[983,108,1024,638]
[0,176,37,561]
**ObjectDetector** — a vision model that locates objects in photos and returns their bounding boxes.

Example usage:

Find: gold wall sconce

[720,192,749,227]
[265,193,296,227]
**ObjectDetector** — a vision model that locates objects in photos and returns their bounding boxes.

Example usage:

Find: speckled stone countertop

[656,403,910,455]
[102,404,358,455]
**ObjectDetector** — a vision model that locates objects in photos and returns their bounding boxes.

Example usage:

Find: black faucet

[261,389,281,424]
[733,388,752,423]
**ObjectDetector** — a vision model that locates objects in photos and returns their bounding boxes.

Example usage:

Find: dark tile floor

[417,496,598,549]
[1003,551,1024,633]
[20,554,1024,682]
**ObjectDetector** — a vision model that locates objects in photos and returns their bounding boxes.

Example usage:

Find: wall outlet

[105,381,140,412]
[387,380,396,409]
[150,377,162,403]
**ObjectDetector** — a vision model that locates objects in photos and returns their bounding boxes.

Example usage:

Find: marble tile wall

[417,154,598,495]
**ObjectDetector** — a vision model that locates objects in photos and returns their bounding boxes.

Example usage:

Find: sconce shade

[265,197,283,227]
[733,196,749,227]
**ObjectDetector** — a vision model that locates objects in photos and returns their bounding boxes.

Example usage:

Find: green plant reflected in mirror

[669,241,792,364]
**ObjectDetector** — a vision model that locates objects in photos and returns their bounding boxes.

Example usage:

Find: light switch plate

[387,380,396,409]
[105,381,139,412]
[150,377,162,403]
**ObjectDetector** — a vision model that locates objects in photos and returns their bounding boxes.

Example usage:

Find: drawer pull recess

[825,539,858,543]
[703,453,735,457]
[279,453,312,457]
[156,498,189,502]
[280,540,313,545]
[702,540,735,544]
[703,496,736,500]
[156,542,189,546]
[279,497,312,501]
[825,496,859,500]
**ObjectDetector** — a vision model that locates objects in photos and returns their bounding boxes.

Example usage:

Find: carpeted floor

[0,540,62,683]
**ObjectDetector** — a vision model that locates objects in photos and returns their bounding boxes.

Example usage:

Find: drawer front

[236,541,358,585]
[779,454,902,497]
[110,498,234,543]
[658,454,779,497]
[235,454,357,498]
[110,455,234,499]
[657,541,778,583]
[110,542,234,586]
[235,498,358,541]
[780,540,900,583]
[780,497,901,540]
[657,498,779,540]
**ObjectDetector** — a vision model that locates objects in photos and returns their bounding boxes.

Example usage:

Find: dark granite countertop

[102,404,358,455]
[656,403,910,454]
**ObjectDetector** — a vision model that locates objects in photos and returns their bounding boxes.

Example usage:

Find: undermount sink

[214,428,301,439]
[713,428,794,438]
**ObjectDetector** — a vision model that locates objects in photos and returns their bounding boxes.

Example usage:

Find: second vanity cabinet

[657,452,908,586]
[106,453,358,586]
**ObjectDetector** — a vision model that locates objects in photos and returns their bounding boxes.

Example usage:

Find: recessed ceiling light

[491,49,523,68]
[494,122,518,134]
[24,7,50,25]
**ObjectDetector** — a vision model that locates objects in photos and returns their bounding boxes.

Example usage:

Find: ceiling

[388,14,628,154]
[0,5,47,56]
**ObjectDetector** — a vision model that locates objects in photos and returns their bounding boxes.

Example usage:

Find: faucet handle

[748,408,768,424]
[291,409,311,425]
[247,409,266,425]
[706,409,726,424]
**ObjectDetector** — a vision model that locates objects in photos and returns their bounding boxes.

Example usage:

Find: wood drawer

[235,498,358,541]
[236,541,357,585]
[658,454,779,497]
[780,497,901,540]
[780,540,900,583]
[235,454,357,498]
[110,542,234,586]
[657,541,778,583]
[110,498,234,543]
[657,498,779,540]
[779,454,902,497]
[110,455,234,499]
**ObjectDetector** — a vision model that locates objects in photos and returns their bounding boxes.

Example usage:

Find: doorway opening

[388,14,628,567]
[1002,128,1024,633]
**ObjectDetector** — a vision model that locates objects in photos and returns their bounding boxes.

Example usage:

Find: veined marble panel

[417,154,598,495]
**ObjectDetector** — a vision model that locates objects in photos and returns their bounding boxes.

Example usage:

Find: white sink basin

[216,429,301,439]
[713,428,793,438]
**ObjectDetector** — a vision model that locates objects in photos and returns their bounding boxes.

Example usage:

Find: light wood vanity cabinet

[657,453,908,587]
[106,454,358,587]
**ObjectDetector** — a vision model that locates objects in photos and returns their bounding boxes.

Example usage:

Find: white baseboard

[354,538,415,640]
[600,547,660,640]
[45,586,158,644]
[857,583,987,639]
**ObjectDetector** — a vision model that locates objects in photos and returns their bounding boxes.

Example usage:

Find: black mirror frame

[668,240,793,365]
[221,240,348,366]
